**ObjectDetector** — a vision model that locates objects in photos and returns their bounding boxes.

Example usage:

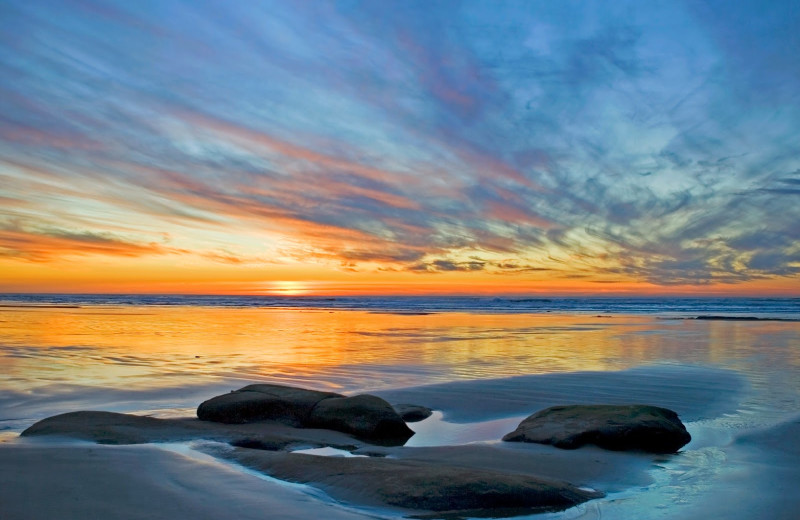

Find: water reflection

[1,307,798,397]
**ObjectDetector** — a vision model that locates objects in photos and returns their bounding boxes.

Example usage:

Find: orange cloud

[0,227,185,262]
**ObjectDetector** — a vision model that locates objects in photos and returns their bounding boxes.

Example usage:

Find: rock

[197,384,341,425]
[21,411,170,444]
[502,404,691,453]
[21,410,371,451]
[309,394,414,443]
[392,403,433,422]
[230,449,603,517]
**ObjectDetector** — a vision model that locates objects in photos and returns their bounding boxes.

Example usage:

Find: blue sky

[0,0,798,293]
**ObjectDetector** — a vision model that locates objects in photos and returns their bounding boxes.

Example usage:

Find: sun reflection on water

[0,307,798,399]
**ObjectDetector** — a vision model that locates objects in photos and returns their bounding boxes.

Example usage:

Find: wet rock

[21,410,370,451]
[21,411,169,444]
[392,403,433,422]
[230,449,603,517]
[196,384,341,425]
[198,384,414,444]
[503,404,691,453]
[309,394,414,443]
[229,438,285,451]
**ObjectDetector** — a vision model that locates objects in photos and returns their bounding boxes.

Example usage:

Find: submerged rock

[503,404,691,453]
[21,411,172,444]
[392,403,433,422]
[230,449,603,518]
[197,384,413,443]
[21,410,370,451]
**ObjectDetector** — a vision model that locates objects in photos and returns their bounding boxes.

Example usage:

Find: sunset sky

[1,0,798,296]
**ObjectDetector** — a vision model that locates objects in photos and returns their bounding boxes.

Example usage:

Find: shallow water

[1,304,799,518]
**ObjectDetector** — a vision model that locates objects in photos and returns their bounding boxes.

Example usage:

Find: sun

[268,281,310,296]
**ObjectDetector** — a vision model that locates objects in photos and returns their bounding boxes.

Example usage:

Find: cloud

[0,0,798,288]
[0,224,184,262]
[408,259,487,273]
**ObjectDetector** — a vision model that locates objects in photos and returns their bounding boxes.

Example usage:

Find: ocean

[2,294,799,319]
[1,295,799,519]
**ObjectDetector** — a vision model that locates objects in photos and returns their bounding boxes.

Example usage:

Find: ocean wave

[0,294,798,319]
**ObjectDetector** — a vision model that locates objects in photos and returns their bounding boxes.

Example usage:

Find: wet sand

[664,416,800,520]
[0,443,371,520]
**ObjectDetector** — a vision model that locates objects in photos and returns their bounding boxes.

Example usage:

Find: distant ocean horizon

[1,293,798,320]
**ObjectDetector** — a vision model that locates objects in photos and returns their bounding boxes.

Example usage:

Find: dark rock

[197,384,414,444]
[229,438,284,451]
[392,403,433,422]
[21,411,374,453]
[309,394,414,443]
[230,449,603,517]
[197,384,341,425]
[694,315,763,321]
[502,404,691,453]
[21,411,168,444]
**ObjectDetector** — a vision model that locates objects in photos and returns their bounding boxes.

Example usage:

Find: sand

[0,443,370,520]
[662,415,800,520]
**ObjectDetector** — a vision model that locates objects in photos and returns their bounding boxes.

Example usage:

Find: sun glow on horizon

[265,281,312,296]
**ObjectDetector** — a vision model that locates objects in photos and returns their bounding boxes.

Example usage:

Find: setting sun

[267,281,311,296]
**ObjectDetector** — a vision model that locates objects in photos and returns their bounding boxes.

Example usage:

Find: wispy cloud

[0,223,183,262]
[0,0,798,290]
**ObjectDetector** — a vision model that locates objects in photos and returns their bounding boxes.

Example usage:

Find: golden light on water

[3,305,798,395]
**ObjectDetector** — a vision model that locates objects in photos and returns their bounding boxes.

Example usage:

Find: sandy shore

[2,364,798,519]
[0,443,372,520]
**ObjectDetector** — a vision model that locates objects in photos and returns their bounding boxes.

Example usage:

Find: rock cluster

[197,384,414,443]
[21,385,694,519]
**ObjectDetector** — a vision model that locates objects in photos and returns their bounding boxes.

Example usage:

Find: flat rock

[21,411,176,444]
[197,384,341,425]
[21,411,364,451]
[309,394,414,443]
[503,404,691,453]
[392,403,433,422]
[228,448,603,518]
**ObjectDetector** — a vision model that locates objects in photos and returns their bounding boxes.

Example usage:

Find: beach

[4,0,799,516]
[1,299,799,518]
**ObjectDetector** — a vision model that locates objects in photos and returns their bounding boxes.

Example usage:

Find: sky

[0,0,798,296]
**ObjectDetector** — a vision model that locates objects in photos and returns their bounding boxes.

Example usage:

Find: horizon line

[2,291,799,299]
